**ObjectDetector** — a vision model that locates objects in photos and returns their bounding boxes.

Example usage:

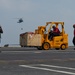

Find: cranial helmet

[52,26,55,29]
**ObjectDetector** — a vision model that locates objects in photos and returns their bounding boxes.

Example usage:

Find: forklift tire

[61,44,66,50]
[55,48,60,50]
[42,42,50,50]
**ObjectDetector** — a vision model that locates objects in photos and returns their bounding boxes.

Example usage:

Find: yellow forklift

[35,22,68,50]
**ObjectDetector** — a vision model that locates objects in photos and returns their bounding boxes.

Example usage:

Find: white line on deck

[40,64,75,70]
[19,64,75,75]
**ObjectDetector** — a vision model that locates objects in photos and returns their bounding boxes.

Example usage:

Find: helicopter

[17,18,23,23]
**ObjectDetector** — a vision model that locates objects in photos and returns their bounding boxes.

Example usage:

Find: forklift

[20,22,68,50]
[35,22,68,50]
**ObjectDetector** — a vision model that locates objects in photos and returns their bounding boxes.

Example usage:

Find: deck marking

[19,65,75,75]
[40,64,75,70]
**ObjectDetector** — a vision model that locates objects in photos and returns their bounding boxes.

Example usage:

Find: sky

[0,0,75,46]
